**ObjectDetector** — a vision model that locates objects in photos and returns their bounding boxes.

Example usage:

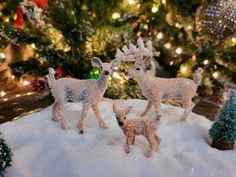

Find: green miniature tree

[0,133,13,177]
[209,89,236,150]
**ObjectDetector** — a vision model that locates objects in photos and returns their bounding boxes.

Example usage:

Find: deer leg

[153,99,162,117]
[125,135,134,154]
[54,101,68,130]
[145,134,157,158]
[181,99,194,121]
[154,134,161,151]
[77,103,91,134]
[141,101,153,117]
[91,103,107,129]
[52,102,59,122]
[131,136,135,145]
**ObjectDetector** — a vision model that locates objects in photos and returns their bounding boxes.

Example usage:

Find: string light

[27,92,33,95]
[176,47,182,54]
[212,71,219,79]
[162,0,166,5]
[151,6,159,13]
[187,25,192,30]
[203,59,209,65]
[112,72,122,79]
[11,75,15,79]
[175,23,182,28]
[112,12,120,19]
[157,32,163,39]
[31,43,36,49]
[232,37,236,43]
[3,98,8,102]
[0,53,6,59]
[23,80,30,86]
[15,94,21,97]
[164,42,171,49]
[170,61,174,65]
[128,0,135,5]
[0,91,6,97]
[180,66,188,74]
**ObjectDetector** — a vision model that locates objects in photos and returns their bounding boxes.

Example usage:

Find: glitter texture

[113,103,161,158]
[47,57,120,133]
[116,39,203,121]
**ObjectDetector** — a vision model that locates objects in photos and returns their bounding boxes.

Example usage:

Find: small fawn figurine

[116,38,203,121]
[47,57,120,133]
[113,103,161,157]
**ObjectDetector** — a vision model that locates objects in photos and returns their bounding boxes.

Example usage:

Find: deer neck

[136,72,151,88]
[98,74,109,93]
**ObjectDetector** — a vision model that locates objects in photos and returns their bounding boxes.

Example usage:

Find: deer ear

[124,106,132,115]
[92,57,103,69]
[146,40,152,50]
[143,57,152,71]
[137,38,144,49]
[111,59,120,68]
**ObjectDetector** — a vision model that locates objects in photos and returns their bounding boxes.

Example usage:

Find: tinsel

[196,0,236,40]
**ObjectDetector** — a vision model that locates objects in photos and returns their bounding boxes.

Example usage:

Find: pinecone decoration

[196,0,236,40]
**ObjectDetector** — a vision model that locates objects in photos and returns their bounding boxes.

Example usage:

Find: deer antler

[115,38,153,63]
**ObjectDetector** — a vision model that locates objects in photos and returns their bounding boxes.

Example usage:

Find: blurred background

[0,0,236,122]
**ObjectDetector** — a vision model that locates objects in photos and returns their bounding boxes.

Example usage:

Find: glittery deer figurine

[116,39,203,121]
[47,57,120,133]
[113,103,161,157]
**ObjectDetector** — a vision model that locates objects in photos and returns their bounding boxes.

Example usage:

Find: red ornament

[14,6,24,30]
[30,0,48,9]
[55,67,63,78]
[30,78,45,91]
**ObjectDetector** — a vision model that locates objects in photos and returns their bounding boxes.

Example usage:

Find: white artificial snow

[1,99,235,177]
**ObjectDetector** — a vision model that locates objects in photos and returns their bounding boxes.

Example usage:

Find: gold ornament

[196,0,236,40]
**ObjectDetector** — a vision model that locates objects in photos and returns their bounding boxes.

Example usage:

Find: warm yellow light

[181,66,187,74]
[164,42,171,49]
[157,32,163,39]
[112,72,122,79]
[4,17,9,23]
[27,92,33,95]
[112,12,121,19]
[187,25,192,30]
[212,71,219,79]
[176,47,182,54]
[23,80,30,86]
[151,6,158,13]
[31,43,36,49]
[3,98,8,102]
[128,0,135,5]
[114,67,119,70]
[203,59,209,65]
[16,94,21,97]
[170,61,174,65]
[162,0,166,5]
[0,53,6,59]
[0,91,6,97]
[232,37,236,43]
[11,75,15,79]
[175,23,182,28]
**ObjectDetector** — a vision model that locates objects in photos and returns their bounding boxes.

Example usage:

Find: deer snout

[104,70,110,75]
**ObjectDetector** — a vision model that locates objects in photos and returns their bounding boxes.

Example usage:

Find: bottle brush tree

[209,89,236,150]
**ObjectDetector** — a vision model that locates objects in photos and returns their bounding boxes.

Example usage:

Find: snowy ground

[1,99,236,177]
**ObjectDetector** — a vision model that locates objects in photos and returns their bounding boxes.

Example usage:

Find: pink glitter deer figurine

[116,39,203,121]
[47,57,120,133]
[113,103,161,157]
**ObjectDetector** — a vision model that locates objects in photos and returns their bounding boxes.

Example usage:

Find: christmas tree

[209,89,236,150]
[0,0,236,99]
[0,133,12,177]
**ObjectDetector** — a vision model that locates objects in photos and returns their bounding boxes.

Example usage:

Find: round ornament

[196,0,236,40]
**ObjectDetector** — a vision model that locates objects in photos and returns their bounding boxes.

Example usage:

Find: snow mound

[1,99,236,177]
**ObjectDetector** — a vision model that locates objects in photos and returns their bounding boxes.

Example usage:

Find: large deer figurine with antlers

[47,57,120,133]
[116,39,203,121]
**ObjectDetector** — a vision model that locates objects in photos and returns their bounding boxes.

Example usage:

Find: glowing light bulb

[181,66,187,74]
[164,42,171,49]
[128,0,135,5]
[112,72,122,79]
[27,92,33,95]
[203,59,209,65]
[157,32,163,39]
[0,91,6,97]
[176,47,182,54]
[212,72,219,79]
[23,80,30,86]
[112,12,121,19]
[15,94,21,97]
[0,53,6,59]
[11,75,15,79]
[162,0,166,5]
[187,25,192,30]
[232,37,236,43]
[151,6,158,13]
[170,61,174,65]
[3,98,8,101]
[31,43,36,49]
